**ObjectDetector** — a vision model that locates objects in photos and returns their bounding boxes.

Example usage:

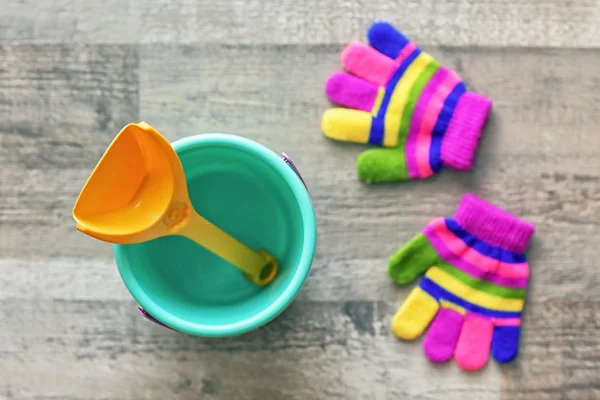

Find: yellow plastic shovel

[72,122,278,286]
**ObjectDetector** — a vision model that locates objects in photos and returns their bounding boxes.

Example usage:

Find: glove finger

[388,232,440,284]
[423,302,464,363]
[367,21,414,60]
[325,71,382,112]
[454,314,493,371]
[392,286,439,340]
[491,324,521,363]
[341,41,398,86]
[321,108,373,144]
[356,148,409,183]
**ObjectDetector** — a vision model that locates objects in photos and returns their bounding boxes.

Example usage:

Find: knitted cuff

[441,92,492,171]
[453,193,535,253]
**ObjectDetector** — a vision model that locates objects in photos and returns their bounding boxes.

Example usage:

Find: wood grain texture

[3,298,600,399]
[1,0,600,47]
[0,44,139,169]
[1,299,502,400]
[501,300,600,400]
[2,2,600,398]
[0,44,139,264]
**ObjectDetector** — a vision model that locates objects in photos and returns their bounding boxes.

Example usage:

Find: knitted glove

[388,193,534,371]
[322,21,492,183]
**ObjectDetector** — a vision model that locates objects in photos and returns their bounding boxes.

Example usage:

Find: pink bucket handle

[137,307,176,331]
[137,152,308,331]
[281,152,308,190]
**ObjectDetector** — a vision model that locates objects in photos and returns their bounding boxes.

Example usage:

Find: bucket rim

[113,132,317,337]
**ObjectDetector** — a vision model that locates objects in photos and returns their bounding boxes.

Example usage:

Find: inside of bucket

[118,141,307,327]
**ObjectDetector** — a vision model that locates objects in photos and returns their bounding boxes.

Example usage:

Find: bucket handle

[137,307,176,331]
[136,152,307,331]
[281,152,308,191]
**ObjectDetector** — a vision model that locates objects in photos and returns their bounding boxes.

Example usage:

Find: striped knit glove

[388,194,535,371]
[322,21,492,183]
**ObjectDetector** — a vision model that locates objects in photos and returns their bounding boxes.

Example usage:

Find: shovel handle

[178,210,278,285]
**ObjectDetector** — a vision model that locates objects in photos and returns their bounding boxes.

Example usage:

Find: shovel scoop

[72,122,278,286]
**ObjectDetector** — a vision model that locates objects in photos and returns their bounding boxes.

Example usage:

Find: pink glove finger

[341,41,397,86]
[454,314,494,370]
[423,306,464,363]
[325,72,381,112]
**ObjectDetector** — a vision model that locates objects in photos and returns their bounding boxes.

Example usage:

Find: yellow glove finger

[391,286,439,340]
[321,108,373,145]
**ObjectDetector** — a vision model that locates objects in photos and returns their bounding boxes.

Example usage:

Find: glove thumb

[388,232,440,284]
[357,148,410,183]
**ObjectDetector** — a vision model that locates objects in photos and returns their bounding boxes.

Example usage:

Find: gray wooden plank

[0,299,502,400]
[0,168,114,260]
[0,44,139,170]
[1,0,599,47]
[2,191,600,304]
[501,300,600,400]
[0,43,138,265]
[0,258,128,301]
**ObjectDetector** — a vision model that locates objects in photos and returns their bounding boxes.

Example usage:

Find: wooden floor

[2,1,600,399]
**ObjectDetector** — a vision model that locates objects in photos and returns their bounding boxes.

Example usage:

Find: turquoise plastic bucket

[113,133,316,337]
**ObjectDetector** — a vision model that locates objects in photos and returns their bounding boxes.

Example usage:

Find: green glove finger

[388,232,440,284]
[356,147,409,183]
